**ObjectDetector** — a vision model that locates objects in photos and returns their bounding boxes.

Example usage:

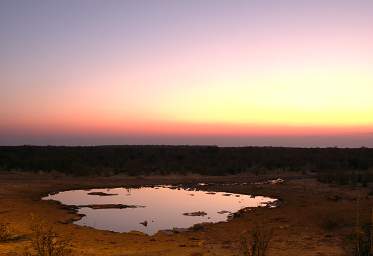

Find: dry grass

[313,199,367,234]
[23,216,72,256]
[240,225,273,256]
[0,222,12,242]
[318,209,350,232]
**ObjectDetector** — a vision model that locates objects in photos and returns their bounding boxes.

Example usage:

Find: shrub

[317,206,355,233]
[321,217,340,231]
[0,222,12,242]
[240,225,273,256]
[319,211,346,231]
[345,224,372,256]
[23,218,72,256]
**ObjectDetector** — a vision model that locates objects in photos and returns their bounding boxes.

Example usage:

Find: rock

[266,200,280,208]
[269,178,284,184]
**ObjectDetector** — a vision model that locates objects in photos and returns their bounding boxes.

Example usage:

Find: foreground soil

[0,171,371,256]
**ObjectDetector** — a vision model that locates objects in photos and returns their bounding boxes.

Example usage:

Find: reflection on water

[43,186,277,235]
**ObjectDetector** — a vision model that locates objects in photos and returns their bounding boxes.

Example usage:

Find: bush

[319,212,346,231]
[344,224,372,256]
[317,206,355,233]
[240,225,273,256]
[23,217,72,256]
[0,222,12,242]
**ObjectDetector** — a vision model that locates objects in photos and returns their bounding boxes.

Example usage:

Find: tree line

[0,146,372,178]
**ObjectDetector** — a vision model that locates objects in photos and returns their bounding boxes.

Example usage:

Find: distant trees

[0,146,373,177]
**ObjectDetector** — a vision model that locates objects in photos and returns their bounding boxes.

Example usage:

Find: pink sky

[1,1,373,146]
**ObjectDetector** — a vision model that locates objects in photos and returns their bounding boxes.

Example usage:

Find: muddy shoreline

[42,182,280,232]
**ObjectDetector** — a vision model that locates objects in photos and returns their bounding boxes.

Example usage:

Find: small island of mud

[87,192,118,196]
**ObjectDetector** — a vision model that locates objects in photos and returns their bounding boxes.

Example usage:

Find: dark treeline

[0,146,373,179]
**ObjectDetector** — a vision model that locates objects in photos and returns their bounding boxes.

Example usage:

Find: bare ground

[0,171,371,256]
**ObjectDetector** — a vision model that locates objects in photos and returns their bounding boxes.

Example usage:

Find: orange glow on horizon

[1,1,373,146]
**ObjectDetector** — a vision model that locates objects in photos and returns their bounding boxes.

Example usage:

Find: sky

[1,0,373,147]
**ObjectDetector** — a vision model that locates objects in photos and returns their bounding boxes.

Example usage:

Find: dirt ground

[0,171,371,256]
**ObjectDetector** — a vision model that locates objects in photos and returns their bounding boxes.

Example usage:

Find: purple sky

[1,0,373,147]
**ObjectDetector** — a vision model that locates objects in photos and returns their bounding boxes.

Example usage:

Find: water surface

[44,186,276,235]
